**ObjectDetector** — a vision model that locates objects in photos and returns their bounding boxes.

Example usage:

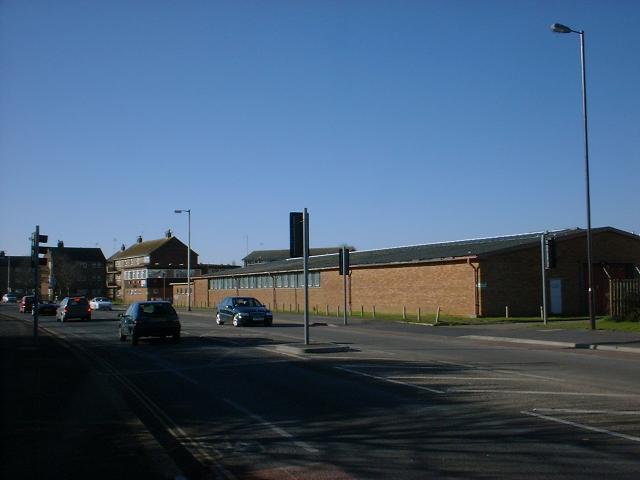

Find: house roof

[50,247,105,262]
[198,227,636,278]
[108,236,194,261]
[242,247,346,264]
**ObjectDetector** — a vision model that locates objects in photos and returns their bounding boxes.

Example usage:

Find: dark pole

[187,209,191,311]
[303,208,310,345]
[578,31,596,330]
[33,226,40,340]
[551,24,596,329]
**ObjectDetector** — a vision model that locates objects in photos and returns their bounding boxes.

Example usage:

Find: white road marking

[533,408,640,416]
[448,389,639,398]
[340,364,458,370]
[436,359,563,382]
[335,367,445,394]
[222,398,319,454]
[389,376,525,381]
[523,410,640,443]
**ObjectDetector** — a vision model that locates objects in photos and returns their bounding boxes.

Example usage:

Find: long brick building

[181,227,640,318]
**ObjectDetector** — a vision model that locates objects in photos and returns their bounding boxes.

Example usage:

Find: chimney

[137,235,143,243]
[165,229,172,238]
[57,240,64,248]
[121,243,126,251]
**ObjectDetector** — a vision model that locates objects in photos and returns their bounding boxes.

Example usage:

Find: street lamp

[174,209,191,311]
[551,23,596,330]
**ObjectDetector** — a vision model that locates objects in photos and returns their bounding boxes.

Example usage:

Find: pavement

[175,306,640,355]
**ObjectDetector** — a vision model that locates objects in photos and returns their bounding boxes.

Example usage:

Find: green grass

[173,304,640,332]
[531,317,640,332]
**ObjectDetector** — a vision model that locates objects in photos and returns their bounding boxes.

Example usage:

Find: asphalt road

[3,304,640,479]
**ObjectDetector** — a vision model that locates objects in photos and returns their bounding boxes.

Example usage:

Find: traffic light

[544,237,556,269]
[338,247,350,276]
[289,212,303,258]
[31,229,48,266]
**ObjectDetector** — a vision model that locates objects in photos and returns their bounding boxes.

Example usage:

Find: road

[2,304,640,479]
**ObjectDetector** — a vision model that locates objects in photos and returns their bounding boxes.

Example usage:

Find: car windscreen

[138,303,177,320]
[233,298,262,308]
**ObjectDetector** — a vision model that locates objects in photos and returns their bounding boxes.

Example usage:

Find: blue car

[216,296,273,327]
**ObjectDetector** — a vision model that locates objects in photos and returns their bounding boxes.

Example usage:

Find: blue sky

[1,0,638,264]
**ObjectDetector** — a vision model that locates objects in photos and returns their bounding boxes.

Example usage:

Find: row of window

[115,256,150,269]
[123,268,200,280]
[209,272,321,290]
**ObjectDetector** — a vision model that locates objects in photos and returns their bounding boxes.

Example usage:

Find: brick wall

[193,259,477,317]
[188,230,640,319]
[480,230,640,316]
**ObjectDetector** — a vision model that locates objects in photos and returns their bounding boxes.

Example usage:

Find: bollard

[326,304,329,316]
[402,305,406,320]
[361,305,364,317]
[337,305,340,318]
[540,306,543,319]
[373,305,376,319]
[435,306,441,325]
[506,305,509,319]
[418,307,421,322]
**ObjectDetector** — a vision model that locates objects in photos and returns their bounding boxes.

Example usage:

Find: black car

[56,297,91,322]
[216,296,273,327]
[34,300,58,316]
[119,301,181,346]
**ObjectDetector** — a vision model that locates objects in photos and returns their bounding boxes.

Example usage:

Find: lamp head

[174,209,182,213]
[551,23,573,34]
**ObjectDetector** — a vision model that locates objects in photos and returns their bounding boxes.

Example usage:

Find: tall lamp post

[551,23,596,330]
[174,209,192,311]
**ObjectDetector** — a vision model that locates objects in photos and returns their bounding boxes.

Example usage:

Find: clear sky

[1,0,638,264]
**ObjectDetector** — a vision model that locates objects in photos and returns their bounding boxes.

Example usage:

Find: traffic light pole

[33,226,40,340]
[540,232,548,325]
[303,209,310,345]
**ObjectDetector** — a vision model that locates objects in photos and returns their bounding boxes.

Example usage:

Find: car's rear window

[69,297,88,306]
[139,303,177,318]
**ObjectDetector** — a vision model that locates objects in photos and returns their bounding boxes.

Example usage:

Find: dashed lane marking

[222,398,319,454]
[334,366,445,394]
[523,410,640,443]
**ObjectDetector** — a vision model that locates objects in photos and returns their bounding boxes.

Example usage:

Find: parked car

[90,297,113,311]
[34,300,58,316]
[216,296,273,327]
[56,297,91,322]
[2,292,19,303]
[19,296,35,313]
[118,301,181,346]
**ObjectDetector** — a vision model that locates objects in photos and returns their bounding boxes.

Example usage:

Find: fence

[610,279,640,319]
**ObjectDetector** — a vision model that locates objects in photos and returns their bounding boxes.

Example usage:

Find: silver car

[90,297,113,311]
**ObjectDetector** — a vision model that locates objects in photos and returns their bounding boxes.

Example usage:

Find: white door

[550,278,563,314]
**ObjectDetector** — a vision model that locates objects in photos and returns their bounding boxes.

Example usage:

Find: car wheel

[119,328,127,342]
[216,313,224,325]
[172,332,181,343]
[232,315,241,327]
[131,334,139,346]
[264,319,273,327]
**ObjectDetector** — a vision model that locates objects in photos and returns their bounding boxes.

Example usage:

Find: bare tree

[52,253,89,296]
